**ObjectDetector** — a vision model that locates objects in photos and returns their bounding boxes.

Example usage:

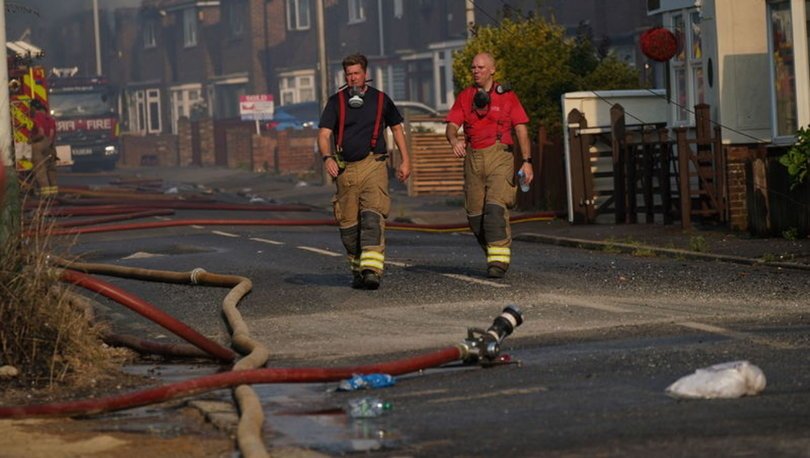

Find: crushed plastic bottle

[346,397,392,418]
[338,373,395,391]
[517,169,530,192]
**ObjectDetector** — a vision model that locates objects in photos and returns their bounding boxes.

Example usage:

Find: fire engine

[6,40,49,172]
[48,67,120,171]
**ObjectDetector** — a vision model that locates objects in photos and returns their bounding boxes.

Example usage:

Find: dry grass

[0,198,119,390]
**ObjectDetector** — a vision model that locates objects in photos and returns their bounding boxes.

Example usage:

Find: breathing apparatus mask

[348,86,365,108]
[473,82,511,110]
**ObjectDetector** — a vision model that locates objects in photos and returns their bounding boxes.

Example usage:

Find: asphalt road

[56,171,810,457]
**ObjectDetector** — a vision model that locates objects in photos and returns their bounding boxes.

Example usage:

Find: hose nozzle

[462,305,524,364]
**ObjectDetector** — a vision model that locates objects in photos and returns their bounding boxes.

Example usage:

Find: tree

[452,16,641,136]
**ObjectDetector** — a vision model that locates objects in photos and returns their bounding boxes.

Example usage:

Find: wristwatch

[522,158,532,164]
[322,155,334,162]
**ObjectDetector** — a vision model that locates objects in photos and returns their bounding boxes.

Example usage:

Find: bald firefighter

[445,52,533,279]
[318,54,411,290]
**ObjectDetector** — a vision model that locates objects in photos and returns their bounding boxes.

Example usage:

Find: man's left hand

[397,162,411,182]
[520,162,534,185]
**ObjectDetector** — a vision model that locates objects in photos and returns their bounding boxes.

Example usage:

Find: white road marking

[212,230,240,238]
[385,260,410,267]
[250,237,284,245]
[190,225,205,229]
[677,321,799,350]
[154,216,172,221]
[442,273,510,288]
[297,246,342,257]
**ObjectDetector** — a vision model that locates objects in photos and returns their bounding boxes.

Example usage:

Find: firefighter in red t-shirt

[445,52,533,279]
[30,99,58,197]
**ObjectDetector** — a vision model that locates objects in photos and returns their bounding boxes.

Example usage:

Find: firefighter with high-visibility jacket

[445,52,533,279]
[317,54,411,290]
[30,99,58,197]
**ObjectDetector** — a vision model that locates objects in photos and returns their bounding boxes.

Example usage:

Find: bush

[779,126,810,190]
[0,202,112,388]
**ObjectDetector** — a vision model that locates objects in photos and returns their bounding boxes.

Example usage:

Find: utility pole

[93,0,102,75]
[466,0,475,38]
[0,0,21,241]
[316,0,328,111]
[315,0,330,185]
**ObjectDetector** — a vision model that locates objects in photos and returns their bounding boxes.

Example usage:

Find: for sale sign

[239,94,274,121]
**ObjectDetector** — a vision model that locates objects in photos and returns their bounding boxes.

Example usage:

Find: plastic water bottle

[347,397,392,418]
[338,373,396,391]
[517,169,530,192]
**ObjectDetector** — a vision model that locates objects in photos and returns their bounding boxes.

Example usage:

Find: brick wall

[199,119,216,166]
[120,133,179,167]
[226,127,254,169]
[276,129,319,173]
[177,117,193,166]
[252,135,277,172]
[725,146,755,232]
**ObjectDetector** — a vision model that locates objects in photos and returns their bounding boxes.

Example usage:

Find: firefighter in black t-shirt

[317,54,411,290]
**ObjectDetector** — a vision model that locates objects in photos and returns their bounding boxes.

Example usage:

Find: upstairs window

[227,1,245,37]
[143,19,157,48]
[183,8,198,47]
[286,0,310,31]
[348,0,366,24]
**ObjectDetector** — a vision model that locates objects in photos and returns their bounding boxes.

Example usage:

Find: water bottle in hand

[346,397,392,418]
[517,169,530,192]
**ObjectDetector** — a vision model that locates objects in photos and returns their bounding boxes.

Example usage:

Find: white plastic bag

[666,360,766,399]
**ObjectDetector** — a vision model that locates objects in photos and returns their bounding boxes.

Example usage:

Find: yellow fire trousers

[332,154,390,275]
[464,142,517,270]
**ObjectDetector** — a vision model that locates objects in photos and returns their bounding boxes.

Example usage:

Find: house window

[348,0,366,24]
[227,1,245,37]
[286,0,310,31]
[183,8,198,47]
[129,88,162,133]
[669,10,704,125]
[278,70,316,105]
[769,1,798,137]
[143,19,156,48]
[170,84,203,133]
[393,0,403,19]
[147,89,162,133]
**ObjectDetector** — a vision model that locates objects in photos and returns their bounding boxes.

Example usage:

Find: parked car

[395,100,445,133]
[267,101,321,130]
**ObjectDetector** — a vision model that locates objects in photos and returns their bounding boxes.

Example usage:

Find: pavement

[115,166,810,271]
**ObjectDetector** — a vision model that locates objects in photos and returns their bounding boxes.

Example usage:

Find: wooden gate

[408,131,463,196]
[674,104,727,228]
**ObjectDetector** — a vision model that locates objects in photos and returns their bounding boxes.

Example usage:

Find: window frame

[227,0,245,38]
[667,9,704,127]
[348,0,366,24]
[767,0,810,141]
[278,70,317,105]
[143,19,157,49]
[183,8,198,48]
[286,0,311,31]
[170,84,203,134]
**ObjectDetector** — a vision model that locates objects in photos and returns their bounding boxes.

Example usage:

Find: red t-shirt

[33,111,56,143]
[445,84,529,149]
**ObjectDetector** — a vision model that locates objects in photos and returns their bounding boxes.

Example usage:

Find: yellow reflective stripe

[487,246,511,256]
[487,255,511,264]
[360,259,385,270]
[349,257,361,268]
[360,251,385,270]
[361,251,385,262]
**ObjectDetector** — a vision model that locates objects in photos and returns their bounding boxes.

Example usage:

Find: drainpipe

[0,0,21,244]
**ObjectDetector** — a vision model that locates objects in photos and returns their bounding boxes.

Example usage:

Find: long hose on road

[0,346,464,419]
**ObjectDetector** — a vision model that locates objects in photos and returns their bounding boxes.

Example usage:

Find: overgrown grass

[0,199,114,389]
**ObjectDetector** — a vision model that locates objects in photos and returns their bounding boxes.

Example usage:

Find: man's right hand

[451,138,467,158]
[324,157,340,178]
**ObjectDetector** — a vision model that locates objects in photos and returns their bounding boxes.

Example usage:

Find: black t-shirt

[318,86,403,162]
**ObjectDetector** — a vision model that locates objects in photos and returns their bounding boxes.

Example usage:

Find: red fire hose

[0,346,464,418]
[60,269,237,362]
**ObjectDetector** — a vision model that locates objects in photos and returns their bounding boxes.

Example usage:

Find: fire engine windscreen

[49,90,116,118]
